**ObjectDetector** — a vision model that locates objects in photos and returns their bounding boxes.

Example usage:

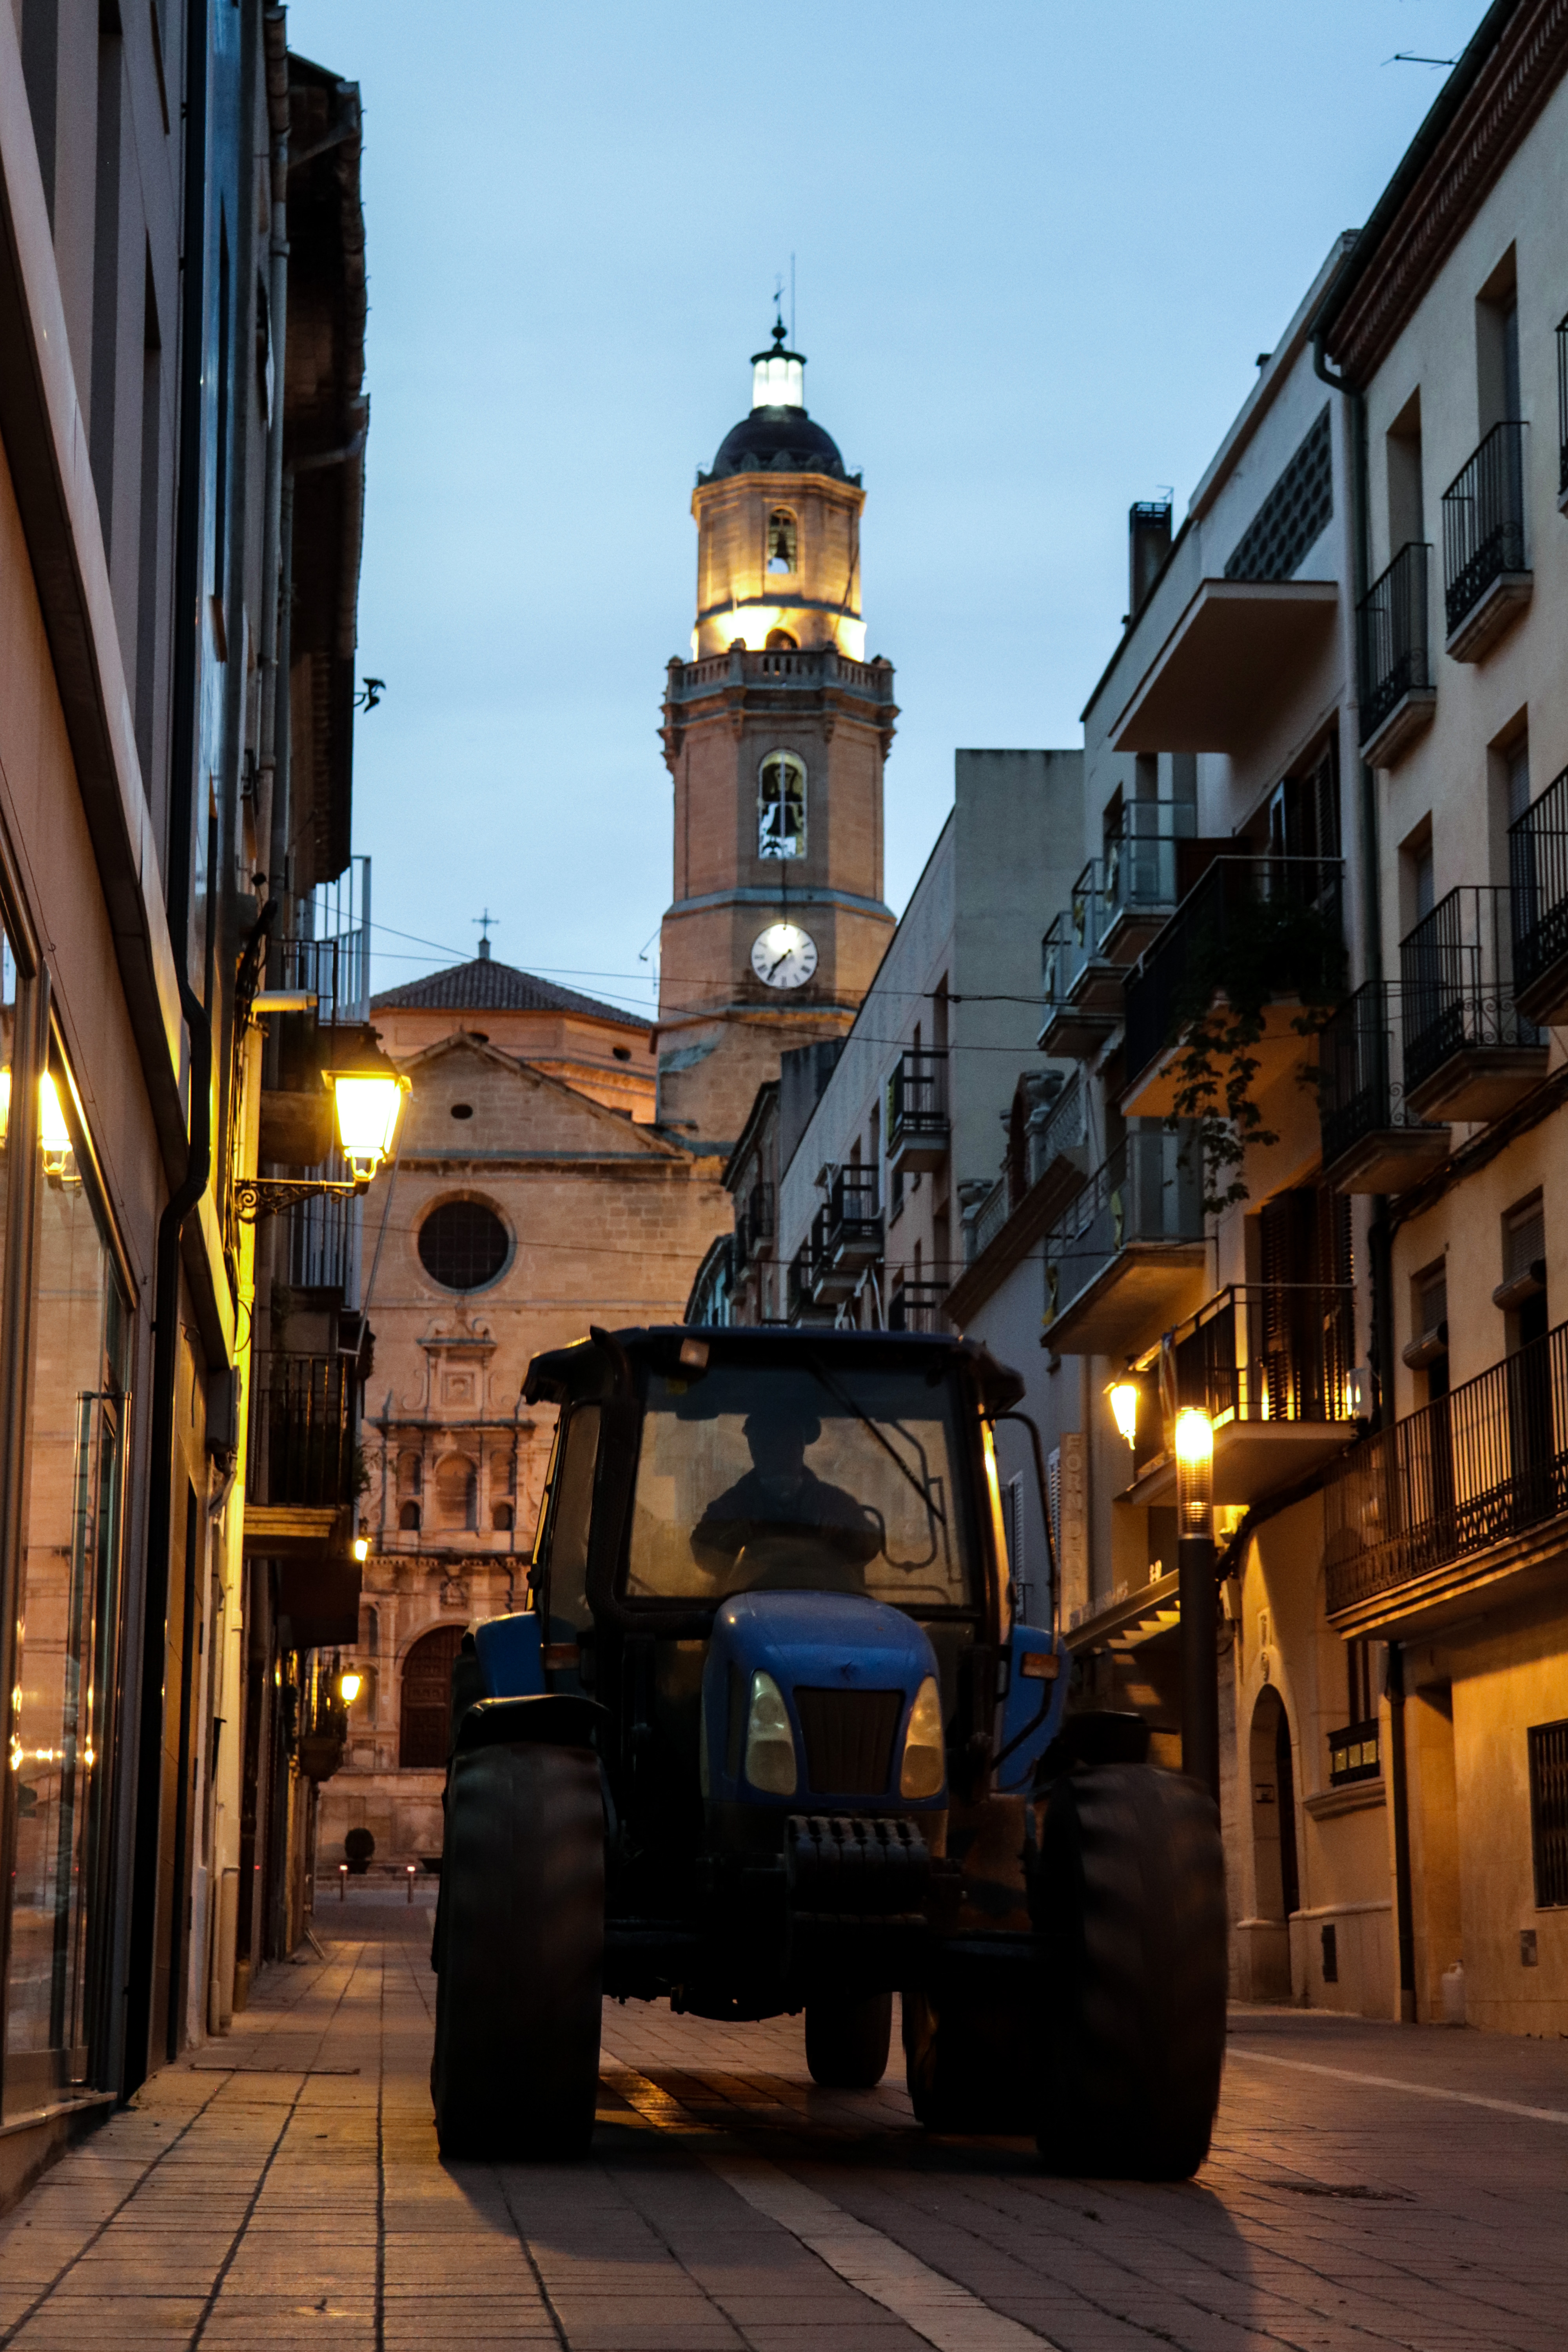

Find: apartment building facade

[0,0,370,2199]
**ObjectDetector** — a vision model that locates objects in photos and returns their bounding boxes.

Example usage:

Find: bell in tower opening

[653,323,897,1150]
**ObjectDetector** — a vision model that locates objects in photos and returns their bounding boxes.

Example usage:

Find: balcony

[1122,1282,1358,1506]
[1441,420,1530,660]
[1110,576,1339,755]
[1122,856,1344,1116]
[812,1169,881,1305]
[1325,1318,1568,1635]
[787,1237,833,1325]
[1041,1129,1206,1360]
[886,1048,948,1177]
[1101,802,1196,959]
[1358,541,1434,766]
[735,1181,774,1269]
[1510,763,1568,1025]
[947,1074,1091,1325]
[1399,885,1546,1123]
[1318,982,1451,1194]
[244,1351,361,1647]
[1039,892,1117,1058]
[889,1279,948,1334]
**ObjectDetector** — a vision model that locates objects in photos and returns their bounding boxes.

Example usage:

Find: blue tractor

[431,1325,1227,2172]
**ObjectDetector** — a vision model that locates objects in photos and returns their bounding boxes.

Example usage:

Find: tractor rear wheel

[902,1983,1034,2132]
[1034,1762,1226,2180]
[805,1991,892,2088]
[432,1740,604,2160]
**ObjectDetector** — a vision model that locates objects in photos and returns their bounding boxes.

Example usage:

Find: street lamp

[1107,1377,1139,1451]
[339,1670,363,1706]
[234,1052,410,1221]
[1174,1405,1220,1806]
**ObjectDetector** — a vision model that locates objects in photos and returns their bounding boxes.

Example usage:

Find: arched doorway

[1249,1685,1301,1996]
[400,1624,465,1768]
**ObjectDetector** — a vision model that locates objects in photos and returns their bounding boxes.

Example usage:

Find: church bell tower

[655,322,897,1146]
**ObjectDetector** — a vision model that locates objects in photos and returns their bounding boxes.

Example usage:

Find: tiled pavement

[2,1902,1566,2351]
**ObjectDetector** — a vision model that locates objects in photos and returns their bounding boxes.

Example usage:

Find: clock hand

[766,950,793,979]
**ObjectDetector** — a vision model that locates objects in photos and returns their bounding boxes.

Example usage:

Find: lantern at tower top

[751,317,805,410]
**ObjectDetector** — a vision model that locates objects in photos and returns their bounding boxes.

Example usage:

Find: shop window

[5,1022,131,2104]
[758,751,806,860]
[399,1625,466,1769]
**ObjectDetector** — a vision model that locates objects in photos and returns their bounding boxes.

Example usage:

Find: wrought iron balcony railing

[1509,761,1568,1024]
[248,1352,359,1511]
[1325,1317,1568,1616]
[1441,419,1527,639]
[1358,540,1431,745]
[1123,855,1344,1093]
[1042,1128,1204,1330]
[1398,884,1542,1107]
[886,1048,949,1166]
[1167,1282,1357,1432]
[888,1279,948,1334]
[1317,981,1447,1171]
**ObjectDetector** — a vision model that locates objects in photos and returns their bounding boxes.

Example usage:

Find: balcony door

[1257,1186,1351,1421]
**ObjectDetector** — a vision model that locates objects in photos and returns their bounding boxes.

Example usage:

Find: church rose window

[758,751,806,860]
[417,1198,510,1290]
[766,508,797,573]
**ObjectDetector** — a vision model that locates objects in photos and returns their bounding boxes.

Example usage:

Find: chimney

[1128,500,1173,617]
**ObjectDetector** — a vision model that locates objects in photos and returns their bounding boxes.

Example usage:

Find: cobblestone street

[1,1899,1565,2352]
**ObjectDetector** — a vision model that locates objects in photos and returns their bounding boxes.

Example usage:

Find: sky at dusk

[286,1,1488,1017]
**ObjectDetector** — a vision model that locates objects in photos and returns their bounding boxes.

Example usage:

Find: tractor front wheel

[1034,1762,1227,2180]
[805,1991,892,2088]
[432,1740,604,2160]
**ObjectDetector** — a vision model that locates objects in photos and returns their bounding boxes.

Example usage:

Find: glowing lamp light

[328,1071,408,1181]
[0,1067,10,1144]
[1107,1379,1139,1450]
[39,1073,76,1181]
[339,1670,363,1706]
[352,1535,370,1564]
[1174,1406,1214,1537]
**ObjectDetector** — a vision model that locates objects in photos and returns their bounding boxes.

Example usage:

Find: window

[6,1023,131,2098]
[417,1199,509,1291]
[399,1625,465,1769]
[492,1503,513,1532]
[1529,1720,1568,1906]
[758,751,806,860]
[766,508,797,574]
[399,1500,421,1532]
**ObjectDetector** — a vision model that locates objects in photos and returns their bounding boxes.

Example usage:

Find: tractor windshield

[624,1361,976,1614]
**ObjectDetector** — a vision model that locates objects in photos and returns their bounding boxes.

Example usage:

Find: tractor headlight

[743,1671,797,1796]
[899,1675,945,1798]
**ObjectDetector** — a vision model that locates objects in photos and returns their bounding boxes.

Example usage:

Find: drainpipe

[1314,314,1414,2020]
[124,0,214,2096]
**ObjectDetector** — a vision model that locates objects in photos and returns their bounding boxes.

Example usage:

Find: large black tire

[902,1982,1035,2133]
[432,1741,604,2160]
[806,1991,892,2088]
[1035,1763,1227,2180]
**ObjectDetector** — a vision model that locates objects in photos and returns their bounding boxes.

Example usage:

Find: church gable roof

[372,954,650,1032]
[396,1032,682,1159]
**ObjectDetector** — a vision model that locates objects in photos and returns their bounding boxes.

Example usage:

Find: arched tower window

[400,1624,465,1769]
[759,751,806,860]
[766,508,797,574]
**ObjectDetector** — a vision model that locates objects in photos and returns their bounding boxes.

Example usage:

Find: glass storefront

[3,1016,130,2116]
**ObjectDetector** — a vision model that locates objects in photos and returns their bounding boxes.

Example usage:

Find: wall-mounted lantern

[235,1005,410,1221]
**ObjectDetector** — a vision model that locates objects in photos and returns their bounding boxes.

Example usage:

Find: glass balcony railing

[1042,1129,1204,1334]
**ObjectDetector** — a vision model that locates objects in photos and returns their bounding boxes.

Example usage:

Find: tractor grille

[793,1688,903,1797]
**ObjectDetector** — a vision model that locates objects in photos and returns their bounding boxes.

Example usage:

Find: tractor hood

[701,1590,946,1817]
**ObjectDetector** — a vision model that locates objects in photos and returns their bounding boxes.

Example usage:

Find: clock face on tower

[751,922,818,990]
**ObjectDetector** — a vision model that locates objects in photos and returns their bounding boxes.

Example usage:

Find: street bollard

[339,1863,347,1902]
[406,1864,416,1905]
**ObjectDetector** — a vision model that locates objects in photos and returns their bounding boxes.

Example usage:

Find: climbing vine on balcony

[1165,895,1344,1214]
